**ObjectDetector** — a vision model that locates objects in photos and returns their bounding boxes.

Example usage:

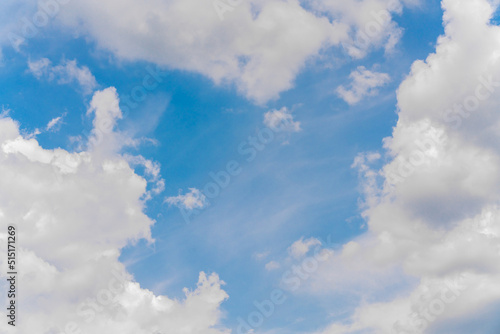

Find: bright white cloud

[166,188,208,211]
[0,0,411,103]
[125,155,165,197]
[38,0,409,103]
[336,66,390,104]
[263,107,301,132]
[304,0,500,333]
[28,58,98,94]
[0,88,229,334]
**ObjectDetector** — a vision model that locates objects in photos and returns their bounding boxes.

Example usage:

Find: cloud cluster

[0,88,229,334]
[307,0,408,58]
[305,0,500,332]
[336,66,390,105]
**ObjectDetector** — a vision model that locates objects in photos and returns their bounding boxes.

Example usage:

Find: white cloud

[263,107,301,132]
[0,0,410,103]
[0,88,229,334]
[28,57,50,78]
[166,188,208,210]
[28,58,98,94]
[336,66,390,105]
[308,0,406,58]
[304,0,500,333]
[125,155,165,197]
[288,237,322,259]
[0,107,10,118]
[46,115,65,132]
[45,0,409,103]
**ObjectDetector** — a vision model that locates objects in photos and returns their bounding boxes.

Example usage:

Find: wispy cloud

[165,188,208,210]
[45,114,66,132]
[28,58,98,95]
[265,261,281,271]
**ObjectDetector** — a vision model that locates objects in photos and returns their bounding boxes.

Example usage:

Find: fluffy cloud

[20,0,409,103]
[51,0,340,103]
[0,88,229,334]
[125,155,165,197]
[28,58,98,94]
[0,0,412,102]
[263,107,301,132]
[305,0,500,333]
[336,66,390,104]
[308,0,407,58]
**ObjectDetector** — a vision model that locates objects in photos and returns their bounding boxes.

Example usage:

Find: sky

[1,0,500,333]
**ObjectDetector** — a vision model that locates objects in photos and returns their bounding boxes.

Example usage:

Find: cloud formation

[336,66,390,104]
[0,88,229,334]
[263,107,301,133]
[305,0,500,333]
[42,0,409,103]
[28,58,98,94]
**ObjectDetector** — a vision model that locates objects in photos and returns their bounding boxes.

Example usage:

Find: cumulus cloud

[166,188,208,210]
[28,58,98,94]
[263,107,301,132]
[0,0,411,103]
[309,0,408,58]
[305,0,500,333]
[336,66,390,104]
[0,88,229,334]
[38,0,410,103]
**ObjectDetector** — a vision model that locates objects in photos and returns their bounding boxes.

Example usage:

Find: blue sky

[2,0,500,333]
